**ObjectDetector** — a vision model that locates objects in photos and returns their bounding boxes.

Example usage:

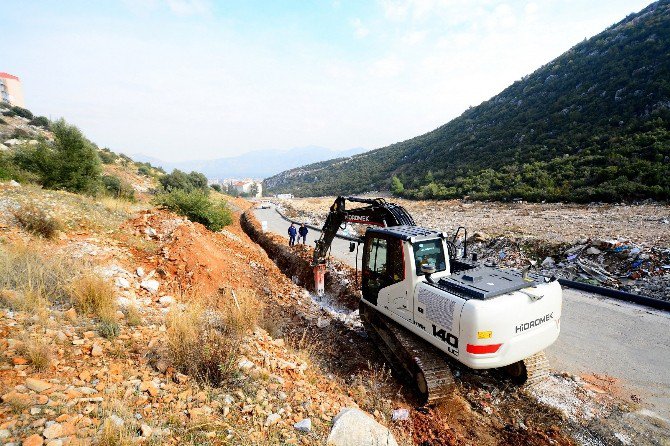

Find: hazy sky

[1,0,652,161]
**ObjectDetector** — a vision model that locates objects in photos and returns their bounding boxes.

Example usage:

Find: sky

[0,0,653,162]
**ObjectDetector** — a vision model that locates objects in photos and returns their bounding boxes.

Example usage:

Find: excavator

[312,196,562,405]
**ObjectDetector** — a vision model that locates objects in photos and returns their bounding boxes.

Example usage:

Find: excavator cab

[361,233,405,305]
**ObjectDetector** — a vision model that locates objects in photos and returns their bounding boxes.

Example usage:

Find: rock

[0,429,9,439]
[327,408,398,446]
[141,424,153,437]
[391,408,409,421]
[294,418,312,432]
[43,422,63,439]
[541,257,555,267]
[115,277,130,289]
[23,434,44,446]
[316,317,330,328]
[0,143,8,151]
[140,279,159,294]
[144,227,158,238]
[136,267,145,277]
[25,378,52,393]
[265,413,281,427]
[46,440,63,446]
[586,247,602,255]
[238,358,254,370]
[140,381,159,397]
[64,308,77,322]
[9,179,20,187]
[107,415,125,427]
[469,231,489,243]
[158,296,175,307]
[91,343,103,357]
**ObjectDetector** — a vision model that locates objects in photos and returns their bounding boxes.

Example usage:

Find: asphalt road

[254,205,670,419]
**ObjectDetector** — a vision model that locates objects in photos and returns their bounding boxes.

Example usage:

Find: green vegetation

[154,189,232,231]
[13,119,102,194]
[265,2,670,203]
[28,116,50,129]
[102,175,136,201]
[159,169,209,194]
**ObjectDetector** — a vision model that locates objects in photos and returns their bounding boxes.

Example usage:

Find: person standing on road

[298,223,308,244]
[288,223,297,246]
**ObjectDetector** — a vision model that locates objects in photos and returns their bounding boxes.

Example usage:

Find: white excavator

[312,197,562,404]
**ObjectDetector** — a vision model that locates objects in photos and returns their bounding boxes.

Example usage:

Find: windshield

[413,239,447,275]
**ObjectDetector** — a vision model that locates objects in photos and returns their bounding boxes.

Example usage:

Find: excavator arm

[312,196,415,266]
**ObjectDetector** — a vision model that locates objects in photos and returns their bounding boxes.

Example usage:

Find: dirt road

[255,205,670,423]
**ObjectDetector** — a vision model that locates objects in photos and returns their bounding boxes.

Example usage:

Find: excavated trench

[240,210,583,446]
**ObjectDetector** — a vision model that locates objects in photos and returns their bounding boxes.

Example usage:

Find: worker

[288,223,297,246]
[298,223,308,244]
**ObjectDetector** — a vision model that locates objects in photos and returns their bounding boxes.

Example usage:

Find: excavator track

[360,303,456,406]
[522,351,551,387]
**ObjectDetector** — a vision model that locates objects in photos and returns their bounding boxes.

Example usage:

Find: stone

[586,247,602,255]
[46,440,63,446]
[316,317,330,328]
[136,267,145,277]
[140,280,159,294]
[115,277,130,289]
[107,415,124,427]
[43,422,63,439]
[541,257,555,267]
[64,308,77,322]
[469,231,489,243]
[391,408,409,421]
[158,296,175,307]
[141,424,153,437]
[25,378,52,393]
[327,408,398,446]
[294,418,311,432]
[265,413,281,427]
[0,429,9,439]
[91,343,103,357]
[140,381,159,397]
[23,434,44,446]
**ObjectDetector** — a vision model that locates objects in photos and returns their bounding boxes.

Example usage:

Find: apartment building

[0,72,25,108]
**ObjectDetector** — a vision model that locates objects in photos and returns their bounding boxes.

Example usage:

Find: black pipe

[558,278,670,312]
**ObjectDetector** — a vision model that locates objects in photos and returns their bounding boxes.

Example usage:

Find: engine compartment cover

[436,265,539,300]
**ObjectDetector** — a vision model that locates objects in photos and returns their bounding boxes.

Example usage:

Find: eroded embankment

[240,210,360,309]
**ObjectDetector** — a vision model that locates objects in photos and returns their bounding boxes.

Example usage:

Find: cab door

[362,235,410,321]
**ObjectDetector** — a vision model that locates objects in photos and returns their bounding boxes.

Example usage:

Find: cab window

[413,239,446,275]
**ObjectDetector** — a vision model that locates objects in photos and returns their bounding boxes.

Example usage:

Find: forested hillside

[265,1,670,202]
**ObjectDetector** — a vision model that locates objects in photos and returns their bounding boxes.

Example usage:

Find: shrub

[124,306,143,327]
[99,149,119,164]
[68,274,116,319]
[12,119,102,195]
[12,204,62,239]
[0,117,6,124]
[165,289,260,386]
[11,105,33,120]
[29,116,50,129]
[98,319,121,339]
[154,189,232,231]
[159,169,209,194]
[102,175,136,201]
[210,184,222,192]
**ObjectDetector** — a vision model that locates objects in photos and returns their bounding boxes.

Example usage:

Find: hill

[133,145,368,180]
[264,1,670,202]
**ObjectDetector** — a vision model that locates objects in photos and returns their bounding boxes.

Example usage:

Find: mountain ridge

[265,1,670,202]
[130,146,368,180]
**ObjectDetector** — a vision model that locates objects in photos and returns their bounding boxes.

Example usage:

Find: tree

[14,119,102,194]
[390,176,404,195]
[249,183,259,197]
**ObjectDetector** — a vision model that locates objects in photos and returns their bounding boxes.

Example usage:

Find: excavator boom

[312,196,415,266]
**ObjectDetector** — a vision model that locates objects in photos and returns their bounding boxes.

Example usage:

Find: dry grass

[68,274,116,320]
[97,418,133,446]
[352,361,396,419]
[0,242,74,308]
[18,335,52,371]
[12,203,62,239]
[124,305,143,326]
[165,288,261,386]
